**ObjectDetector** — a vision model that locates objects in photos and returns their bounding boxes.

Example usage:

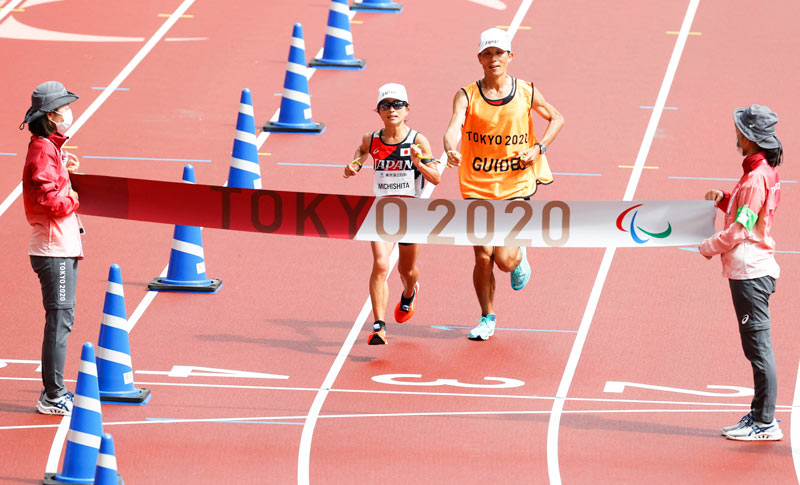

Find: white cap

[478,27,511,53]
[377,83,408,104]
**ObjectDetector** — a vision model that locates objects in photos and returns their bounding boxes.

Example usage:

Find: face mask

[54,107,73,133]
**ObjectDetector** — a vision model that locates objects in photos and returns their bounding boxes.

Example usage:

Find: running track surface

[1,0,800,483]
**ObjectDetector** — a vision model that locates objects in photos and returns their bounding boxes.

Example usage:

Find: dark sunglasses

[378,100,408,111]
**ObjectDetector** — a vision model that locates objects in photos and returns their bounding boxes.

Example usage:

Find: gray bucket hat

[733,104,780,149]
[21,81,79,125]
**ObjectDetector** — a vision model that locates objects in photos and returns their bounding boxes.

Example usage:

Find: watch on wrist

[535,142,546,155]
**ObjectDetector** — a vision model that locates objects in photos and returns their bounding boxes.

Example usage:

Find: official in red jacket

[20,81,82,415]
[701,104,783,441]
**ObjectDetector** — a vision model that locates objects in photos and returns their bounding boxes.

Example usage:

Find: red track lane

[2,0,799,484]
[304,1,705,483]
[559,0,800,483]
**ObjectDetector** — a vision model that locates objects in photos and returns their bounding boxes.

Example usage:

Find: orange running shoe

[394,282,419,323]
[367,321,387,345]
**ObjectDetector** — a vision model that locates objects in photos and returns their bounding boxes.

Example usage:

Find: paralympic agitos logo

[616,204,672,244]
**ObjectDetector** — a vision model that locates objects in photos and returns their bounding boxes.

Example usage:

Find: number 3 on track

[372,374,524,389]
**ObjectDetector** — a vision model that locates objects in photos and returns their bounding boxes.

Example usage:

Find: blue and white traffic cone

[308,0,366,70]
[263,23,325,134]
[148,165,222,293]
[94,434,124,485]
[227,89,262,189]
[44,343,104,484]
[97,264,151,404]
[350,0,403,13]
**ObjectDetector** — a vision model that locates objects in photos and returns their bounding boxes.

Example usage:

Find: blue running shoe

[726,419,783,441]
[469,314,496,340]
[510,247,531,290]
[721,413,753,435]
[37,390,73,415]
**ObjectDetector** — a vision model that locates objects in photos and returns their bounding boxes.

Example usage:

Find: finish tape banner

[70,173,716,247]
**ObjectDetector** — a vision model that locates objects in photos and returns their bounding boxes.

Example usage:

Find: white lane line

[44,415,70,473]
[3,375,788,410]
[504,0,531,39]
[792,358,800,482]
[296,4,533,485]
[9,406,780,432]
[0,0,24,22]
[545,1,700,484]
[0,0,196,220]
[0,183,21,219]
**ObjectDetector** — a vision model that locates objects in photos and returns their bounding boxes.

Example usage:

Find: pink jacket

[22,133,83,258]
[699,152,779,280]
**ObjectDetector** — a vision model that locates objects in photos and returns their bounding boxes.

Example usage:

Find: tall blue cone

[97,264,151,404]
[263,23,325,134]
[44,343,103,484]
[308,0,366,70]
[148,165,222,293]
[94,434,124,485]
[350,0,403,13]
[228,89,262,188]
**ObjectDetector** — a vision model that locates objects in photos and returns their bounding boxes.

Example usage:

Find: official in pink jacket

[700,104,783,441]
[20,81,82,415]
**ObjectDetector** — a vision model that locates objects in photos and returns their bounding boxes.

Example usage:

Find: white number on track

[0,359,42,371]
[372,374,524,389]
[135,365,289,380]
[603,381,753,397]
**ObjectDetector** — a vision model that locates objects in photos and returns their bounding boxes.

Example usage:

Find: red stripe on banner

[70,173,376,239]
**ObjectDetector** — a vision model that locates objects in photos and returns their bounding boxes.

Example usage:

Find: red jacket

[22,133,83,257]
[699,152,779,279]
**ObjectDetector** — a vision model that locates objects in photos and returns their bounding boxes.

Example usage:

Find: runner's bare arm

[411,133,440,185]
[443,90,468,167]
[519,87,565,167]
[344,133,372,178]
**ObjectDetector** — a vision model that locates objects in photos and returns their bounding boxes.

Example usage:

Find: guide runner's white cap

[377,83,408,104]
[478,27,512,53]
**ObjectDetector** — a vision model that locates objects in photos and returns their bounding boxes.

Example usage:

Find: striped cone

[94,434,124,485]
[308,0,366,70]
[350,0,403,13]
[263,23,325,134]
[97,264,151,404]
[44,343,103,484]
[227,89,262,189]
[148,165,222,293]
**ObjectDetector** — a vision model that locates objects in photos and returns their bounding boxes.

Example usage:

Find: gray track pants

[30,256,78,399]
[729,276,777,424]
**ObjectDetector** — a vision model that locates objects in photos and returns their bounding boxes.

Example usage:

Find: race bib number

[374,170,415,197]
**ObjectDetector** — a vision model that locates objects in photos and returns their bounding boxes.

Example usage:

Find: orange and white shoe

[367,321,388,345]
[394,282,419,323]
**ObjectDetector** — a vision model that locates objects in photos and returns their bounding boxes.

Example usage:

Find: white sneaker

[721,413,754,435]
[510,247,531,291]
[37,391,73,415]
[725,419,782,441]
[468,315,496,341]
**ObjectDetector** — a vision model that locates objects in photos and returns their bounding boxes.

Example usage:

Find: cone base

[263,120,326,134]
[100,387,151,405]
[148,277,222,293]
[44,473,93,484]
[308,58,366,70]
[45,472,124,484]
[350,2,402,12]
